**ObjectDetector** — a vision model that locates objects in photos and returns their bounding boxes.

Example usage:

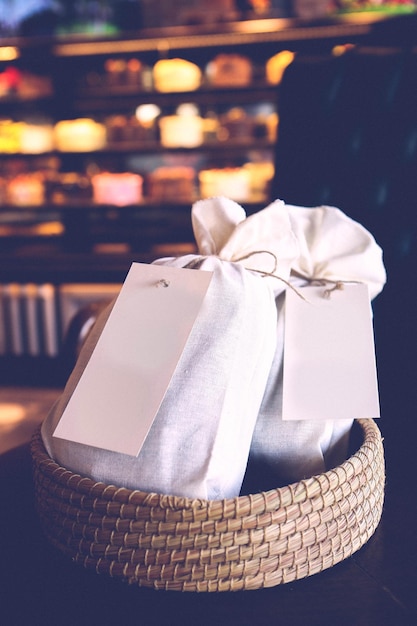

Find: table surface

[0,386,416,626]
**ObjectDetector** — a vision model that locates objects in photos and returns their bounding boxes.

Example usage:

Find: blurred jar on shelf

[7,173,45,206]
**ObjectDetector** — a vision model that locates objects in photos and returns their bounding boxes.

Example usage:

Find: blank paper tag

[53,262,213,456]
[283,283,380,421]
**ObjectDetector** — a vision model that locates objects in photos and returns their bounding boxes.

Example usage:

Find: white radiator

[0,282,120,358]
[0,283,59,357]
[59,283,120,338]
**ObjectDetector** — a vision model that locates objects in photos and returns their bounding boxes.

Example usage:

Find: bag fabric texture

[42,196,386,498]
[248,203,386,484]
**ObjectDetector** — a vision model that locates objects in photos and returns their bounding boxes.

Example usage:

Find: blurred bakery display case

[0,32,286,271]
[1,9,416,383]
[1,11,408,277]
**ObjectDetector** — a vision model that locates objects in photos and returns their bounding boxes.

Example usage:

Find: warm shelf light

[135,103,161,124]
[52,16,375,57]
[0,46,19,61]
[0,403,26,425]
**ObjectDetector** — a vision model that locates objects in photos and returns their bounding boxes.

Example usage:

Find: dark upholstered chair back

[272,48,417,268]
[272,47,417,416]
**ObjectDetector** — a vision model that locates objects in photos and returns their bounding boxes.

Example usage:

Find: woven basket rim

[31,418,385,591]
[32,418,381,513]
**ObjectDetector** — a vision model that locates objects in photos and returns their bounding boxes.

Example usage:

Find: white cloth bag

[42,196,386,496]
[248,203,387,484]
[42,197,300,499]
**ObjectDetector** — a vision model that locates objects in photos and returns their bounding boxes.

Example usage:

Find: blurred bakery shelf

[74,88,278,115]
[48,14,392,59]
[0,139,275,158]
[0,196,267,274]
[1,12,416,385]
[0,248,138,284]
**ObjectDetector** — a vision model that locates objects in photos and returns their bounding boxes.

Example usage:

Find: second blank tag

[53,262,213,456]
[282,283,380,422]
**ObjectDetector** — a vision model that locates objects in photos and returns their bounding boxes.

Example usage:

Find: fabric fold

[192,196,300,296]
[287,204,386,299]
[42,195,387,498]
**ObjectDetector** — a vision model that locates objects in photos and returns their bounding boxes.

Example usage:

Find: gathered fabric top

[191,196,386,300]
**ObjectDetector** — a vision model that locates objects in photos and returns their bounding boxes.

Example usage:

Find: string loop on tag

[184,251,306,299]
[233,250,278,274]
[291,270,356,300]
[233,250,307,301]
[309,278,347,299]
[323,281,344,299]
[156,279,170,288]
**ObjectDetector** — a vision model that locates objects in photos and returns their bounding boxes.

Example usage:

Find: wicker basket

[31,418,384,592]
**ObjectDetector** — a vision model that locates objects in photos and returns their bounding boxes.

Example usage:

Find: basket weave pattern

[31,419,384,592]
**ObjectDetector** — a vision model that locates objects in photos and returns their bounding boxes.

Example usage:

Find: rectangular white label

[53,262,213,455]
[282,283,380,421]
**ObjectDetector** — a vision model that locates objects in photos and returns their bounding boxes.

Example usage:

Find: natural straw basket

[31,418,384,592]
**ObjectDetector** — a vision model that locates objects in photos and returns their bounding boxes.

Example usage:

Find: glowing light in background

[0,403,26,425]
[135,103,161,125]
[0,46,20,61]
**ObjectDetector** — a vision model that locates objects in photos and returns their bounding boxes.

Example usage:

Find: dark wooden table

[0,421,415,626]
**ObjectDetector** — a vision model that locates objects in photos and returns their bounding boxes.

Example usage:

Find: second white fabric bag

[248,203,387,486]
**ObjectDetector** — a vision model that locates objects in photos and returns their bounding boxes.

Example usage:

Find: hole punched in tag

[156,278,170,288]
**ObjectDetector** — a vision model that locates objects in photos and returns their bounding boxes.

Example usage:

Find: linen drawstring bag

[42,197,298,499]
[247,203,387,487]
